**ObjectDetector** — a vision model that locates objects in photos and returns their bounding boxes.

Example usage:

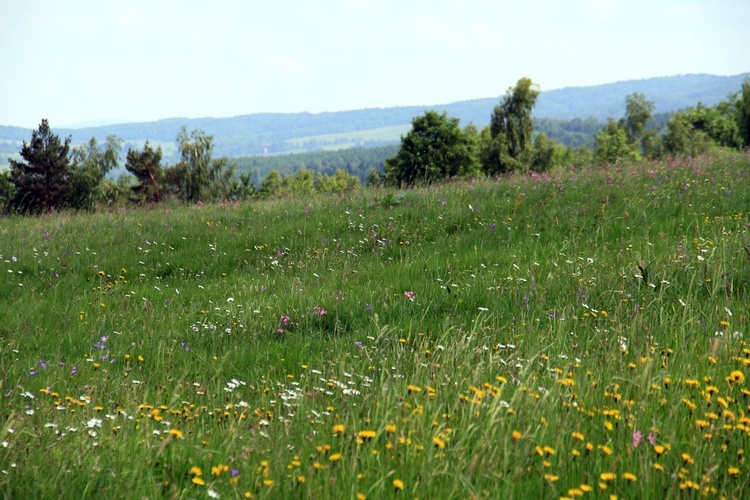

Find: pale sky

[1,0,748,129]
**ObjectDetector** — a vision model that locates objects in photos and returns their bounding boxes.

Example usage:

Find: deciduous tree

[174,127,235,202]
[483,77,540,174]
[384,111,478,186]
[69,135,123,210]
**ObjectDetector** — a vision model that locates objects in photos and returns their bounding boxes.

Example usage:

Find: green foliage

[315,169,360,194]
[737,79,750,147]
[662,114,715,157]
[69,135,123,210]
[0,170,15,212]
[483,77,540,174]
[528,131,556,171]
[662,101,740,156]
[384,111,479,185]
[619,92,654,145]
[125,141,163,203]
[173,127,236,202]
[594,118,640,164]
[259,168,284,197]
[8,119,74,213]
[533,117,603,148]
[233,145,397,186]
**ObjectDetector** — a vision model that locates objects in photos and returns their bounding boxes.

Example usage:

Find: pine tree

[9,119,73,213]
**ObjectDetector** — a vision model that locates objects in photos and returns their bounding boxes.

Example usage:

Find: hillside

[1,73,747,166]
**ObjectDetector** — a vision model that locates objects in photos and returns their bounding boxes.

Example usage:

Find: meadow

[0,150,749,498]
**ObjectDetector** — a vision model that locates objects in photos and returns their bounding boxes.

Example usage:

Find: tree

[662,102,741,155]
[734,78,750,147]
[259,169,283,198]
[174,127,235,202]
[384,111,479,186]
[293,168,315,196]
[125,142,162,203]
[483,77,540,174]
[662,113,714,156]
[0,171,15,212]
[529,132,556,171]
[594,119,636,164]
[69,135,123,210]
[8,119,74,213]
[619,93,654,146]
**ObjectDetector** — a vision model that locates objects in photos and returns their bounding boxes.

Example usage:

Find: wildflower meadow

[1,150,749,498]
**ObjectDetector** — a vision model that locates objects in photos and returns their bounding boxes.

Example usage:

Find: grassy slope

[1,151,749,498]
[285,124,411,149]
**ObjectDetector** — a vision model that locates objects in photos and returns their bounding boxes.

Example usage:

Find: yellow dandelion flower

[297,475,306,483]
[726,371,745,384]
[543,473,559,482]
[385,423,397,433]
[357,493,366,500]
[654,444,666,455]
[333,424,345,435]
[571,431,584,441]
[681,452,694,464]
[329,453,343,462]
[728,466,740,476]
[192,477,205,485]
[600,472,616,482]
[263,479,274,487]
[433,436,446,449]
[190,466,202,476]
[623,472,637,482]
[512,430,522,440]
[393,479,404,490]
[358,430,376,440]
[580,484,592,492]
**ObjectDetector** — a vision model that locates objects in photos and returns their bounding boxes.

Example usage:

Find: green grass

[1,150,749,498]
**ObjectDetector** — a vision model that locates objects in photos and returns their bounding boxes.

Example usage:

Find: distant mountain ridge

[1,72,747,163]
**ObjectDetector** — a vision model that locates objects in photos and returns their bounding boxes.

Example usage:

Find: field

[1,150,749,498]
[285,125,410,151]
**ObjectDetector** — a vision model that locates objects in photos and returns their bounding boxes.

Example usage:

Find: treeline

[381,77,750,186]
[232,145,399,185]
[2,76,749,215]
[0,122,369,214]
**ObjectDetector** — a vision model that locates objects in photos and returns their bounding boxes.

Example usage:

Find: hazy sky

[1,0,748,128]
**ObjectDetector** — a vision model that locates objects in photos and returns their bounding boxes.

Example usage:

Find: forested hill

[2,73,748,163]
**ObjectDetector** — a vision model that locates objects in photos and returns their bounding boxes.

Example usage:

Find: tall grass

[1,150,749,498]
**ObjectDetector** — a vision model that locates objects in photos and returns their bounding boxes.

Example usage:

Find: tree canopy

[483,77,540,174]
[8,119,73,213]
[384,111,479,186]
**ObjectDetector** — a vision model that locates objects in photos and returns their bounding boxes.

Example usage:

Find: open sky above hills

[1,0,748,129]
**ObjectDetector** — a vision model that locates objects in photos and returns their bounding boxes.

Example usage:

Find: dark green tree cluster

[383,111,479,185]
[385,78,562,186]
[2,121,243,214]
